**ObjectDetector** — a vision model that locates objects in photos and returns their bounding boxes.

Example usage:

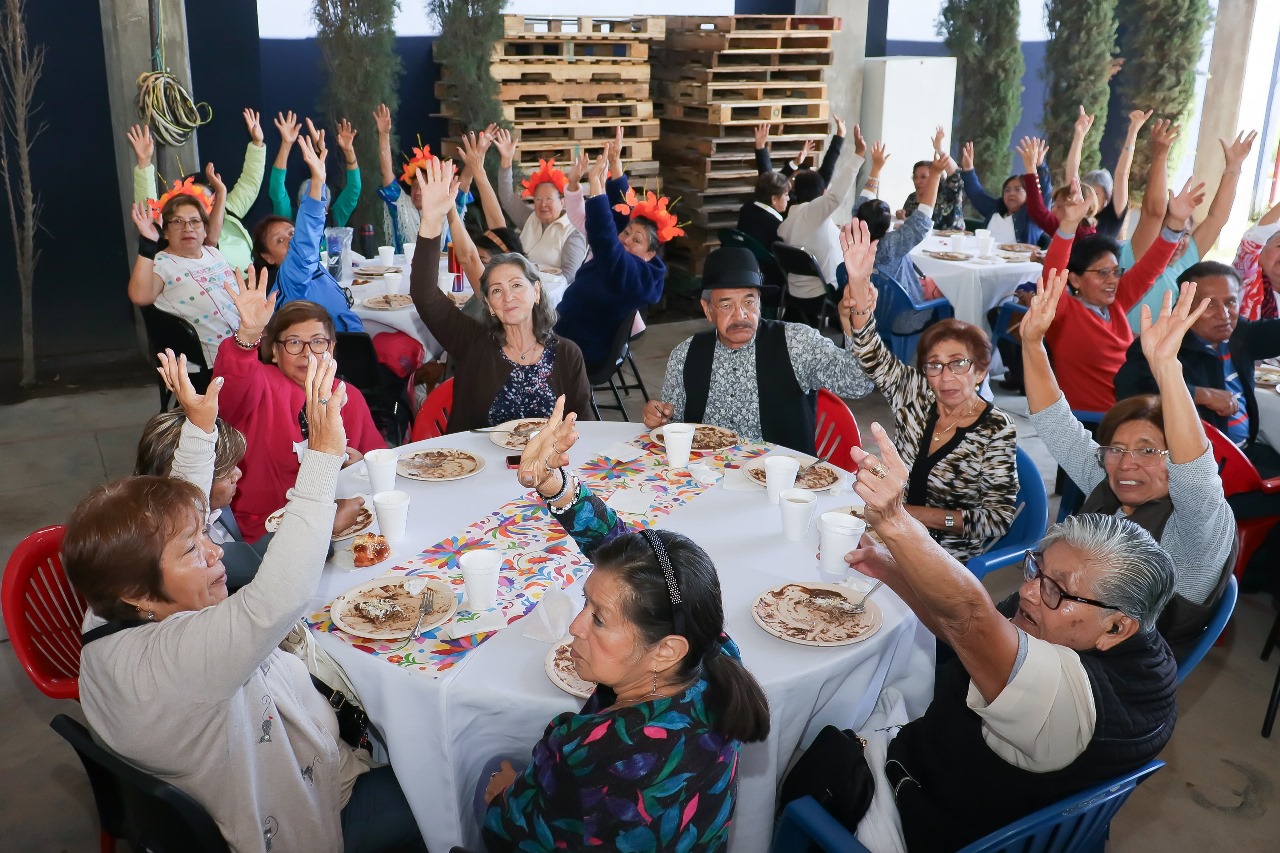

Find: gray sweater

[1029,395,1233,603]
[79,450,370,853]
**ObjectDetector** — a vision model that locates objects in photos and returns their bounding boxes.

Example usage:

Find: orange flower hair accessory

[521,159,569,198]
[148,176,213,221]
[399,143,439,186]
[612,188,686,243]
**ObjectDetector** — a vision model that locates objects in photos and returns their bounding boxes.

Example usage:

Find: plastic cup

[779,488,817,541]
[975,228,991,239]
[818,511,867,581]
[401,243,415,267]
[459,550,504,610]
[364,449,398,494]
[949,234,966,254]
[764,456,800,505]
[383,272,404,296]
[977,235,995,257]
[378,245,395,266]
[663,423,695,469]
[372,490,410,543]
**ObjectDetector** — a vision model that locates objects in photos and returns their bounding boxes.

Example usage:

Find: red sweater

[1022,174,1097,240]
[1042,230,1178,413]
[213,338,386,541]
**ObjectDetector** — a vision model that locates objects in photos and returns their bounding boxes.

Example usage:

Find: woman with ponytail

[478,396,770,852]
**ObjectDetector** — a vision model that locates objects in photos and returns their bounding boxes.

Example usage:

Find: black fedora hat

[701,247,764,290]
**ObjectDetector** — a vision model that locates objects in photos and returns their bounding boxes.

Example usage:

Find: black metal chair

[772,241,840,329]
[334,332,411,445]
[51,714,230,853]
[139,306,212,411]
[588,312,648,421]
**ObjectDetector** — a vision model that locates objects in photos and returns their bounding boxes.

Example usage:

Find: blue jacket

[272,194,363,332]
[553,176,665,368]
[961,164,1052,248]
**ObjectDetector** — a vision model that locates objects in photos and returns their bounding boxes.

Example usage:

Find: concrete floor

[1,318,1277,850]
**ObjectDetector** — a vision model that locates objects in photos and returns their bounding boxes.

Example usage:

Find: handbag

[280,622,372,751]
[777,725,875,833]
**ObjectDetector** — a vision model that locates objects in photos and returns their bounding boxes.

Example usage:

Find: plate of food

[923,250,972,262]
[361,294,413,311]
[351,278,374,286]
[998,242,1039,254]
[752,582,882,647]
[265,494,375,541]
[1256,366,1280,386]
[354,265,401,276]
[397,448,485,481]
[545,638,597,699]
[933,229,973,237]
[650,424,740,454]
[329,576,458,641]
[743,455,842,491]
[536,264,563,276]
[488,418,548,450]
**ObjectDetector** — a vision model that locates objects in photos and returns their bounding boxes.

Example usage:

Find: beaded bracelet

[234,332,262,350]
[548,473,582,515]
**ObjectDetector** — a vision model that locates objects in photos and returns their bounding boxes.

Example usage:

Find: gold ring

[870,464,888,479]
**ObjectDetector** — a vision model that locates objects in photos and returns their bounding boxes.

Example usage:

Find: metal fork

[470,423,542,437]
[798,432,841,478]
[851,580,883,614]
[390,588,435,651]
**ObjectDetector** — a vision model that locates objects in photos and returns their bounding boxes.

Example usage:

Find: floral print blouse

[487,345,558,426]
[481,484,742,851]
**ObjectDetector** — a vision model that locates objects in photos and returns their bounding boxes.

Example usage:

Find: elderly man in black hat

[643,247,872,454]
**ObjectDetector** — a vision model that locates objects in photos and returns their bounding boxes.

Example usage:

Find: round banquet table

[309,423,935,853]
[349,254,570,362]
[909,233,1043,333]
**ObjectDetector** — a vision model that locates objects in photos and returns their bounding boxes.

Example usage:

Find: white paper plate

[649,423,740,454]
[265,494,374,542]
[743,455,842,492]
[397,449,486,482]
[329,576,457,641]
[545,638,597,699]
[752,582,882,647]
[487,418,548,450]
[361,294,413,310]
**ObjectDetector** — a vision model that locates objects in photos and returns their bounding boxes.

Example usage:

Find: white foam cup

[459,550,504,610]
[949,234,966,254]
[764,456,800,504]
[364,449,398,494]
[383,272,404,295]
[663,423,696,469]
[818,511,867,581]
[377,245,395,266]
[779,488,818,541]
[372,490,410,543]
[401,243,415,266]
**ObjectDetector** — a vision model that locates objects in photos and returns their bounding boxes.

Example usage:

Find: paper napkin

[606,488,655,515]
[686,461,722,485]
[600,442,644,463]
[522,584,579,643]
[438,607,508,640]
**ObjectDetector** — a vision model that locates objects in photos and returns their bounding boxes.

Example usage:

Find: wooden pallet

[651,63,828,85]
[480,62,650,84]
[504,118,660,146]
[652,78,826,103]
[504,100,654,123]
[657,116,832,141]
[443,137,655,164]
[665,14,840,34]
[492,38,651,63]
[437,80,652,105]
[504,15,666,39]
[655,48,832,71]
[654,98,828,126]
[655,139,824,171]
[656,129,829,159]
[665,32,833,53]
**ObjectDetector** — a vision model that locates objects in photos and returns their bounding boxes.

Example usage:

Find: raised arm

[1018,137,1058,234]
[1064,106,1094,183]
[126,124,157,204]
[215,266,278,423]
[331,117,362,228]
[493,128,531,227]
[459,130,505,230]
[1117,178,1205,311]
[1020,268,1072,416]
[203,163,227,246]
[155,350,225,495]
[860,140,889,199]
[754,122,774,175]
[563,151,589,233]
[1194,131,1258,253]
[373,103,395,189]
[127,202,165,306]
[1111,110,1152,215]
[447,204,485,288]
[1141,285,1212,464]
[959,141,999,220]
[817,117,849,186]
[1132,120,1180,257]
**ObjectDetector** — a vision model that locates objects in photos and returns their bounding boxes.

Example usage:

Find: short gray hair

[1039,514,1175,633]
[477,253,558,347]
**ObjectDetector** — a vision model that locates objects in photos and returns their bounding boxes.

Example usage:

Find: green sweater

[269,165,362,228]
[134,141,266,273]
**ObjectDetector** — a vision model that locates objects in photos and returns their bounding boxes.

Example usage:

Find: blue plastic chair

[872,270,954,363]
[994,300,1028,350]
[772,760,1163,853]
[1057,410,1106,522]
[968,447,1049,580]
[1176,574,1237,685]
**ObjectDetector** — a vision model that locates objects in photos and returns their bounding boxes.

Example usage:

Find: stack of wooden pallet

[651,14,840,276]
[436,15,665,186]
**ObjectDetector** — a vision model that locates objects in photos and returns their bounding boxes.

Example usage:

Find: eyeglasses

[1083,266,1126,280]
[1094,446,1169,467]
[922,358,973,377]
[276,337,332,355]
[711,297,760,313]
[165,217,205,231]
[1023,550,1119,611]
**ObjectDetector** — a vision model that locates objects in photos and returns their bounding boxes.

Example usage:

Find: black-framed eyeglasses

[922,358,973,377]
[1082,266,1126,280]
[1023,550,1119,611]
[1094,446,1169,467]
[276,337,332,355]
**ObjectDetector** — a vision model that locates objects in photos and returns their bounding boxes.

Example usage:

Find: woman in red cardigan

[1040,177,1203,413]
[214,270,385,541]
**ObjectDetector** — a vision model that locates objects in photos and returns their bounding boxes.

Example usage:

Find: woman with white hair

[843,422,1177,852]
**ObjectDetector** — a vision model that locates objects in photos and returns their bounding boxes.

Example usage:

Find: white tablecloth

[348,255,569,362]
[910,234,1043,332]
[1256,381,1280,449]
[311,423,935,853]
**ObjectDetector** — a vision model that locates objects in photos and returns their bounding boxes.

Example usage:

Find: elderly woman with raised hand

[1064,107,1151,241]
[476,398,770,853]
[128,188,242,364]
[68,355,425,853]
[409,159,594,431]
[898,126,965,230]
[838,221,1017,560]
[959,139,1051,247]
[492,127,588,282]
[845,426,1176,852]
[213,269,384,542]
[251,134,363,334]
[1038,177,1201,414]
[1022,270,1235,654]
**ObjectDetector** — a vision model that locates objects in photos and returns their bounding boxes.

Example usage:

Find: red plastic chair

[816,389,862,472]
[1,525,85,700]
[409,377,454,442]
[1201,420,1280,579]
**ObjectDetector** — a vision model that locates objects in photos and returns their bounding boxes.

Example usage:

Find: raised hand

[304,352,348,458]
[870,140,890,172]
[156,348,223,433]
[796,138,814,168]
[753,122,771,149]
[274,110,301,146]
[204,162,226,197]
[126,124,154,168]
[413,157,458,221]
[1150,119,1180,152]
[243,108,264,145]
[849,121,862,156]
[565,150,591,187]
[492,126,516,167]
[481,123,499,150]
[1073,105,1095,137]
[1128,109,1153,131]
[372,103,392,136]
[1035,138,1049,167]
[586,152,608,195]
[1165,177,1207,229]
[839,221,879,331]
[1021,268,1070,346]
[131,201,160,241]
[224,265,276,337]
[303,117,327,154]
[458,131,487,171]
[1140,282,1209,371]
[1221,130,1258,169]
[335,118,357,156]
[927,151,949,177]
[518,395,580,494]
[1015,136,1038,173]
[1057,177,1093,227]
[849,423,910,529]
[932,124,946,153]
[297,135,327,182]
[835,116,848,139]
[960,141,974,172]
[608,125,625,175]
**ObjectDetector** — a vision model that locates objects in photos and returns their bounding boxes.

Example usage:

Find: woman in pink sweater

[214,270,385,541]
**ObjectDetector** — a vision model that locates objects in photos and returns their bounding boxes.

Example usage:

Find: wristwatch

[944,513,955,529]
